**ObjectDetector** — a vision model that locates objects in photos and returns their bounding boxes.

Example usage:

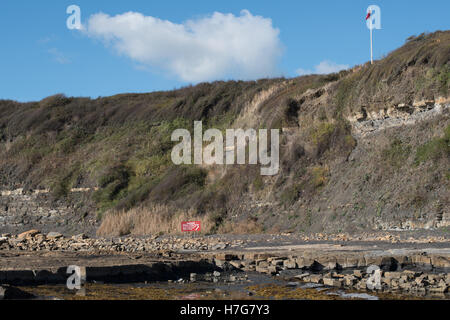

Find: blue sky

[1,0,449,102]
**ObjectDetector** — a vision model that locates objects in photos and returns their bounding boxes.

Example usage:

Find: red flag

[365,12,371,20]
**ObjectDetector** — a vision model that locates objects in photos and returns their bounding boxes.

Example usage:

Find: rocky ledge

[210,253,450,297]
[0,229,237,253]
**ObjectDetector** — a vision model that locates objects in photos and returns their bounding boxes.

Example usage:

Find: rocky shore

[213,254,450,297]
[1,229,448,253]
[1,229,449,299]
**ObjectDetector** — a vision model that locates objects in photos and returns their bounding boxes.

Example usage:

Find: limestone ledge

[1,187,98,197]
[347,98,449,136]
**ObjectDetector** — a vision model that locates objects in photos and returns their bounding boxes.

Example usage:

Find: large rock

[267,266,279,275]
[255,266,269,274]
[72,233,88,240]
[46,232,63,239]
[323,277,343,288]
[229,261,243,269]
[343,275,357,286]
[430,255,450,268]
[309,274,323,284]
[17,229,40,240]
[283,259,298,269]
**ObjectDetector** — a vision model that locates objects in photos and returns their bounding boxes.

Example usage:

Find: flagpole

[370,26,373,64]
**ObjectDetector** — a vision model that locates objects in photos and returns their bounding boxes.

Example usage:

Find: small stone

[323,277,342,288]
[283,259,298,269]
[267,266,278,275]
[271,259,284,266]
[72,233,88,240]
[229,261,243,269]
[255,266,268,273]
[294,273,310,280]
[343,275,357,286]
[384,272,402,279]
[309,274,323,284]
[212,244,227,250]
[353,270,364,278]
[213,271,221,277]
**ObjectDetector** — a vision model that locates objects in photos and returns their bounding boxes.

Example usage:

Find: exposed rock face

[0,189,97,235]
[344,101,450,231]
[347,100,450,137]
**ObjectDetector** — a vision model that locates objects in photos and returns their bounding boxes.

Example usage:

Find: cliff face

[0,31,449,235]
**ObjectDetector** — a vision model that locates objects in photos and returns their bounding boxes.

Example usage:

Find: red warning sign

[181,221,201,232]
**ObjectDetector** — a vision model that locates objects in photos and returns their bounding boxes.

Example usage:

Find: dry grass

[97,204,214,237]
[218,217,264,234]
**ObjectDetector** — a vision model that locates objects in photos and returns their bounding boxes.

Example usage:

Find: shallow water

[18,272,444,300]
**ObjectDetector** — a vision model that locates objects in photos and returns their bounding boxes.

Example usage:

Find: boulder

[46,232,63,239]
[309,274,323,284]
[229,261,243,269]
[353,270,364,278]
[283,259,298,269]
[430,256,450,268]
[17,229,40,240]
[343,275,357,287]
[323,277,343,288]
[72,233,88,240]
[271,259,284,266]
[255,266,269,274]
[257,260,269,268]
[214,253,239,261]
[211,243,227,250]
[214,259,225,268]
[294,273,310,280]
[267,266,279,275]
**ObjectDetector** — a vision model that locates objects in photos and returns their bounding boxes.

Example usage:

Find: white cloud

[296,60,348,76]
[48,48,71,64]
[84,10,283,82]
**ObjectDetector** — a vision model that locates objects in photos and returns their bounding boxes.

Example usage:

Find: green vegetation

[308,120,355,158]
[311,166,329,188]
[280,183,302,205]
[0,31,449,235]
[436,63,450,95]
[382,139,411,168]
[415,125,450,165]
[310,122,336,146]
[252,175,264,191]
[335,76,357,112]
